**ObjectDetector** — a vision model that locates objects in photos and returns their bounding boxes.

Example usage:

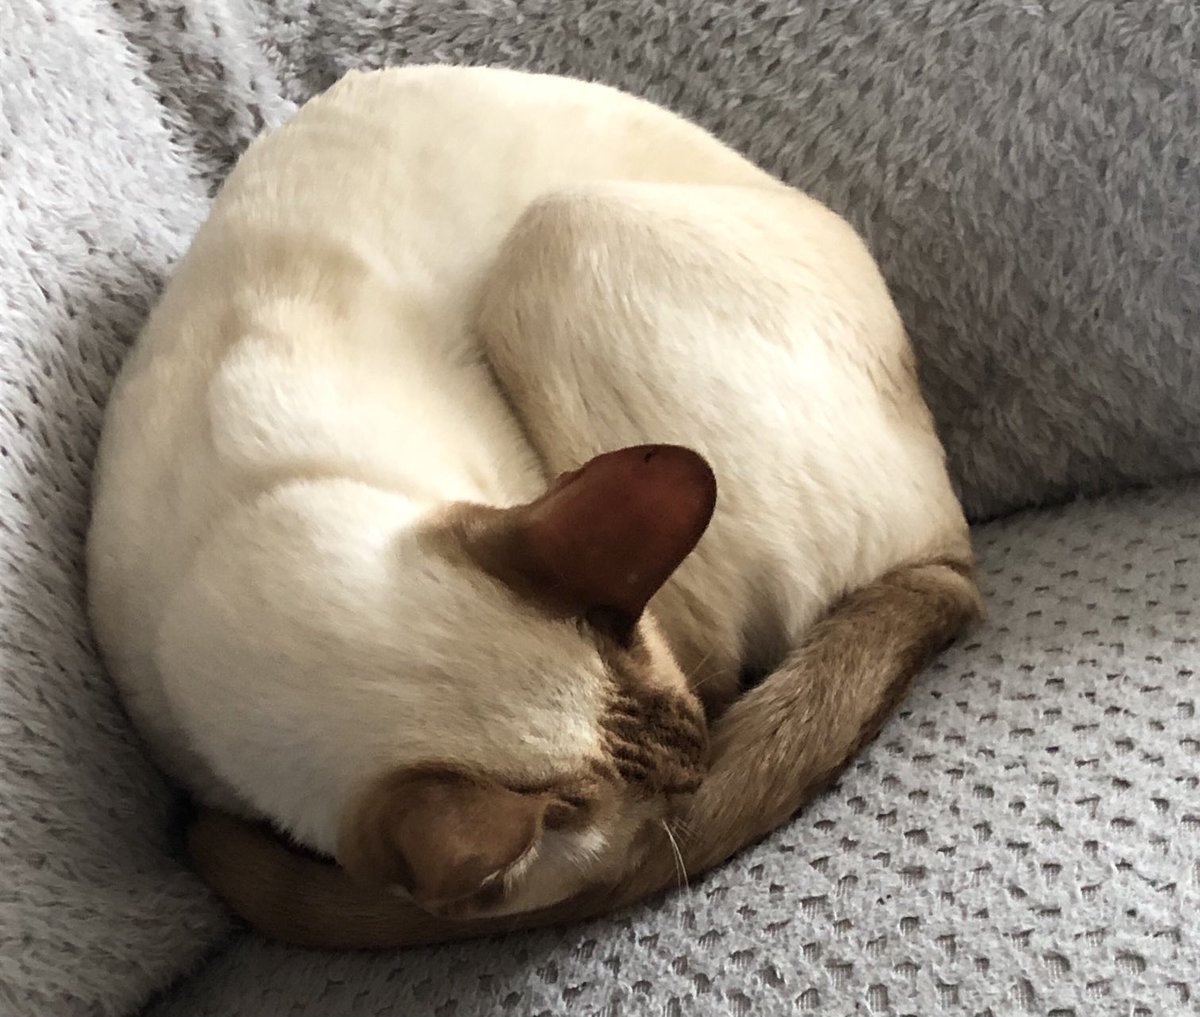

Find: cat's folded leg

[616,557,983,899]
[186,557,981,949]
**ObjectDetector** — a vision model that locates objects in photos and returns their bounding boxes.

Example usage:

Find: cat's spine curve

[186,557,981,949]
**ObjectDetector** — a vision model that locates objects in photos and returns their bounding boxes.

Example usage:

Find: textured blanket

[1,1,1198,1014]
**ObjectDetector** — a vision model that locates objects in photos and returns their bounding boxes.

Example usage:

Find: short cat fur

[87,65,979,940]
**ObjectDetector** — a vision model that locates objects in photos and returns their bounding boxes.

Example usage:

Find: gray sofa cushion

[2,1,1199,1014]
[0,4,254,1015]
[149,481,1200,1016]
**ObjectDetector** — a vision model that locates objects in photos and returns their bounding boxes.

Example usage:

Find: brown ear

[468,445,717,640]
[338,768,546,912]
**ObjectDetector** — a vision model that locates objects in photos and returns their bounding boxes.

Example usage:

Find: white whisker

[660,819,689,892]
[666,813,695,842]
[686,648,718,689]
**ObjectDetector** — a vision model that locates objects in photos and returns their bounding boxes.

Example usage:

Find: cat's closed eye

[544,793,596,831]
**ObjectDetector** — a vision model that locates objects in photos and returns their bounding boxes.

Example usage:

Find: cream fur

[87,65,968,912]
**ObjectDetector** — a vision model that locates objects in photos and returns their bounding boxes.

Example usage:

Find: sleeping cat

[87,65,980,948]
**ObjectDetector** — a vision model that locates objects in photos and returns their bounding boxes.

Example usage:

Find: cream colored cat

[87,65,979,947]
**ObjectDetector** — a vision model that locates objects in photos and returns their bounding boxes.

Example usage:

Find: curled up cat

[86,65,981,949]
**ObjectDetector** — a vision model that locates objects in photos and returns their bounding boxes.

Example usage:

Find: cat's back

[89,66,772,574]
[91,70,774,534]
[85,66,777,764]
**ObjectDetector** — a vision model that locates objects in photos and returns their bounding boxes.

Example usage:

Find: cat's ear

[465,445,716,641]
[338,768,545,912]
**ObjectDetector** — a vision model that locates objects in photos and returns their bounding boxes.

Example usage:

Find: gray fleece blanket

[1,1,1198,1014]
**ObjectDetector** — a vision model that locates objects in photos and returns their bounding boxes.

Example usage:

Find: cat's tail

[186,810,513,948]
[187,556,982,949]
[621,555,983,898]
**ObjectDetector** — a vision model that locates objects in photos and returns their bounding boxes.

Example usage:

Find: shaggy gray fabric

[148,480,1200,1016]
[0,4,267,1015]
[2,1,1199,1014]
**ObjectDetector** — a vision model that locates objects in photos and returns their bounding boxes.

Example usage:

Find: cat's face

[336,445,716,919]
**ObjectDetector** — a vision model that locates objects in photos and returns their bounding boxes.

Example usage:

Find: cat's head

[335,445,716,920]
